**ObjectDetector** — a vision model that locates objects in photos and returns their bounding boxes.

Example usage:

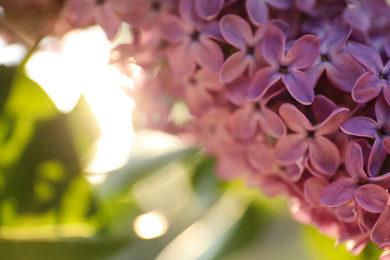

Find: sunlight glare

[133,212,168,239]
[26,26,136,174]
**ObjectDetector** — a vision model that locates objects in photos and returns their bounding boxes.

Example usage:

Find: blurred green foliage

[0,58,384,260]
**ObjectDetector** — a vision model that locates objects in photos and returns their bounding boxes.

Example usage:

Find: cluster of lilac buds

[4,0,390,258]
[109,0,390,258]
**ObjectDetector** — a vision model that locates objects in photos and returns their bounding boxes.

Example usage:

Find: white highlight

[133,212,168,239]
[26,27,136,174]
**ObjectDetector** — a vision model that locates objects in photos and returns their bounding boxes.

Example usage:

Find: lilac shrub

[4,0,390,258]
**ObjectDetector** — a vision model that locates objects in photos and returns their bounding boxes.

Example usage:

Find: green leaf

[0,238,127,260]
[301,225,364,260]
[0,65,16,113]
[97,147,199,199]
[65,95,101,167]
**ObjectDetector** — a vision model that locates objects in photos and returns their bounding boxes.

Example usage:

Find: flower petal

[326,53,365,93]
[159,14,187,42]
[220,14,252,49]
[309,135,340,176]
[95,5,121,41]
[167,41,196,77]
[220,51,248,83]
[258,105,286,138]
[352,71,383,103]
[282,70,314,105]
[375,94,390,129]
[312,95,338,123]
[340,116,378,138]
[345,141,367,180]
[228,105,257,140]
[275,134,308,164]
[279,103,312,133]
[355,184,389,213]
[194,37,224,73]
[315,107,349,136]
[367,138,387,177]
[285,35,320,69]
[304,177,329,205]
[261,26,285,67]
[246,0,269,25]
[195,0,224,19]
[372,207,390,246]
[267,0,292,9]
[348,41,383,72]
[248,66,280,100]
[319,177,359,207]
[384,137,390,155]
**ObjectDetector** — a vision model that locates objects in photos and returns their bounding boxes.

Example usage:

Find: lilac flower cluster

[4,0,390,258]
[107,0,390,257]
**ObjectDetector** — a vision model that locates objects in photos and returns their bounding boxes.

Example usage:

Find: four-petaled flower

[275,96,349,176]
[349,41,390,105]
[248,26,319,105]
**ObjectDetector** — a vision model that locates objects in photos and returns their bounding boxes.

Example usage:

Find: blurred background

[0,23,383,260]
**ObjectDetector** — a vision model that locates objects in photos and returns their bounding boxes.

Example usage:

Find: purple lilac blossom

[55,0,390,257]
[248,26,319,105]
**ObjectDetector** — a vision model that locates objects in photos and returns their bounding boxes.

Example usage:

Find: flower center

[379,73,388,80]
[278,65,288,74]
[307,130,315,138]
[151,1,161,11]
[377,127,387,137]
[191,31,200,41]
[96,0,105,5]
[321,54,329,62]
[246,45,254,55]
[359,178,368,185]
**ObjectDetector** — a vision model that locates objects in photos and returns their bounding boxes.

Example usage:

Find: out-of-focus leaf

[5,72,57,120]
[97,147,199,198]
[0,65,16,113]
[301,225,364,260]
[0,238,127,260]
[66,95,101,167]
[0,69,58,167]
[4,114,80,214]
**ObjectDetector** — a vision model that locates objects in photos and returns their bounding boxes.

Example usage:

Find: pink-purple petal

[352,71,383,103]
[258,105,286,138]
[279,103,312,133]
[344,141,367,180]
[220,14,252,49]
[248,66,280,100]
[261,26,285,67]
[228,105,258,140]
[275,134,308,164]
[340,116,379,138]
[195,0,224,19]
[220,51,248,83]
[309,135,340,176]
[159,14,187,43]
[167,40,196,77]
[95,5,121,41]
[281,70,314,105]
[304,177,329,205]
[316,107,349,136]
[312,95,338,123]
[355,184,389,213]
[372,207,390,246]
[194,37,224,73]
[326,53,365,93]
[367,138,388,177]
[246,0,269,25]
[348,41,384,72]
[319,177,359,207]
[285,35,320,69]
